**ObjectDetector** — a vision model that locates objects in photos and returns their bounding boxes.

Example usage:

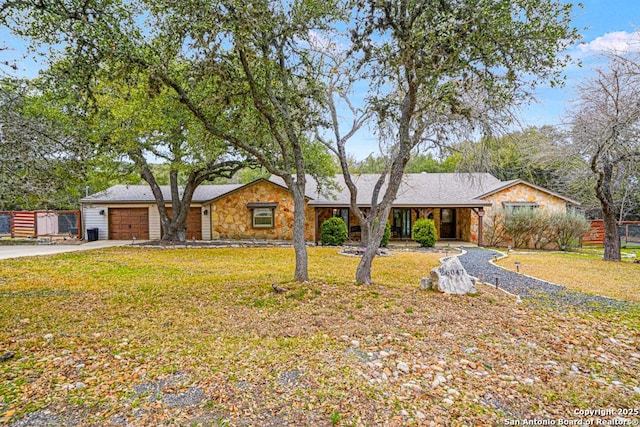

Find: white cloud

[579,31,640,53]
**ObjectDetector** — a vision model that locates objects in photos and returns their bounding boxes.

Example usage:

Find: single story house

[80,173,579,245]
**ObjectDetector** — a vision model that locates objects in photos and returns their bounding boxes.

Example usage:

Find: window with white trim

[252,207,274,228]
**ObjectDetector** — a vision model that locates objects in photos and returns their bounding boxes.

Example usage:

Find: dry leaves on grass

[0,247,639,426]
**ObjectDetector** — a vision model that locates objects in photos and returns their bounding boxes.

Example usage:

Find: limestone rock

[420,256,477,295]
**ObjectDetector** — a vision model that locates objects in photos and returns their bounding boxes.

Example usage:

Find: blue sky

[2,0,640,159]
[519,0,640,128]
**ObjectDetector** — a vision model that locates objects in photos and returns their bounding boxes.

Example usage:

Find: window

[503,202,539,212]
[331,208,349,230]
[252,208,274,228]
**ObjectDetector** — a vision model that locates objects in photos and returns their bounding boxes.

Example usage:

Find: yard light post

[494,275,499,289]
[514,261,521,273]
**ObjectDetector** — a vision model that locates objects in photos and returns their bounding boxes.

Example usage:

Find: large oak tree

[1,0,336,277]
[324,0,580,283]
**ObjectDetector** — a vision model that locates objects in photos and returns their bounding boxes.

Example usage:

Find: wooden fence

[582,220,640,245]
[0,210,81,239]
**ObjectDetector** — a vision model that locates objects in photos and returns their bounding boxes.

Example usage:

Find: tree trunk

[291,183,309,281]
[355,240,377,283]
[355,205,393,284]
[601,198,621,261]
[360,217,370,247]
[594,161,621,261]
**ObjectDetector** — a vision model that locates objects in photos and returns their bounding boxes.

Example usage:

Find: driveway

[0,240,133,260]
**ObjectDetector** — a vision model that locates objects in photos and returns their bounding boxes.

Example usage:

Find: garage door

[165,207,202,240]
[108,208,149,240]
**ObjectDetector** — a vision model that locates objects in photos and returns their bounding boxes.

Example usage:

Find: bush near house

[381,222,391,247]
[320,217,348,246]
[503,209,537,248]
[547,211,590,250]
[487,209,590,250]
[484,211,509,247]
[412,218,438,247]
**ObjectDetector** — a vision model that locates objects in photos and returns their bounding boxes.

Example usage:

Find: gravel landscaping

[459,248,639,311]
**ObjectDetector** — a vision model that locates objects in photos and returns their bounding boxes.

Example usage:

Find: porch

[314,206,487,246]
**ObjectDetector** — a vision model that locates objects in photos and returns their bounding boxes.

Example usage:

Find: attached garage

[164,207,202,240]
[81,185,240,240]
[108,208,149,240]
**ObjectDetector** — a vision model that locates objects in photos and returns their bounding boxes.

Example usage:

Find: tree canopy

[0,78,90,210]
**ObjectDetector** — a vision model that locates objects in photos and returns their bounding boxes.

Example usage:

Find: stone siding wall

[457,208,471,241]
[211,180,315,241]
[470,183,569,245]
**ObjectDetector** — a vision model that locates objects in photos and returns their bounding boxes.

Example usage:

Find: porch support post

[471,207,485,247]
[478,208,485,247]
[314,208,320,246]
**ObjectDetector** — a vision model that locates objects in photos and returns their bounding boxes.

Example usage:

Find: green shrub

[412,218,437,247]
[497,209,589,250]
[503,209,535,248]
[381,221,391,247]
[548,211,590,251]
[320,217,348,246]
[484,210,508,247]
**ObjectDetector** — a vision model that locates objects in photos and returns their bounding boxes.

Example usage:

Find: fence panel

[13,211,36,238]
[583,220,640,245]
[0,210,81,238]
[57,212,80,236]
[620,223,640,244]
[0,213,10,236]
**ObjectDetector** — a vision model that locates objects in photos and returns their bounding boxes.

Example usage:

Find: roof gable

[476,179,581,206]
[203,177,311,203]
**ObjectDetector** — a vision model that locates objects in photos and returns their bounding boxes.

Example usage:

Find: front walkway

[458,248,637,312]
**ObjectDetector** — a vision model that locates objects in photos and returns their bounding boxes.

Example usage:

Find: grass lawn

[1,247,639,426]
[496,251,640,303]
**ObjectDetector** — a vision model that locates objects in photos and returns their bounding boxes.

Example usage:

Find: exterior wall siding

[148,206,161,240]
[82,205,110,240]
[201,205,212,240]
[457,208,471,241]
[211,181,315,241]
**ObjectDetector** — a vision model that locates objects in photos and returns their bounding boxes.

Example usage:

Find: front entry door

[440,208,456,239]
[392,208,412,239]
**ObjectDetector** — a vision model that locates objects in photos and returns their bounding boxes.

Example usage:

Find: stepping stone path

[458,248,638,312]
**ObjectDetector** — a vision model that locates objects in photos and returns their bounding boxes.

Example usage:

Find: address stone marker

[420,256,477,295]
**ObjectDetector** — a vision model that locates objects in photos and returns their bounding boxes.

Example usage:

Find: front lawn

[1,247,639,426]
[495,251,640,302]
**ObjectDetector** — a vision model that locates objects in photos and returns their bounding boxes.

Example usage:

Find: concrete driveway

[0,240,133,260]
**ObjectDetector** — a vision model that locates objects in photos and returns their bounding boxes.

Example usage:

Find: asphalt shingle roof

[298,173,503,206]
[80,173,577,207]
[80,184,243,203]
